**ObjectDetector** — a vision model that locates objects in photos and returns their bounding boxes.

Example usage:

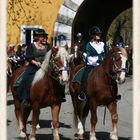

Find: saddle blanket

[72,67,85,84]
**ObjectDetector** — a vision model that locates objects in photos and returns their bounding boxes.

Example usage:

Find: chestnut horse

[69,47,128,140]
[10,47,70,140]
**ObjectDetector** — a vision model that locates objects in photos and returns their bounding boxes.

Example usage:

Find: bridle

[111,51,127,74]
[49,55,70,83]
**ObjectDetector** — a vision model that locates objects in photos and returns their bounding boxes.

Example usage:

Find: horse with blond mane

[10,46,70,140]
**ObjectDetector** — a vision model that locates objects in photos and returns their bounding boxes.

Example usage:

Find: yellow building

[7,0,64,46]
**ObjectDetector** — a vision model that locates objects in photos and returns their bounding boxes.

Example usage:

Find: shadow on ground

[7,99,14,106]
[82,131,132,140]
[28,119,71,129]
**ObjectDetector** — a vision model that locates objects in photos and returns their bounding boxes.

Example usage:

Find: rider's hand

[35,61,41,67]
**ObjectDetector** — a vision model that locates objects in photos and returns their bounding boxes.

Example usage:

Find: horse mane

[102,46,128,71]
[55,46,69,62]
[32,50,52,86]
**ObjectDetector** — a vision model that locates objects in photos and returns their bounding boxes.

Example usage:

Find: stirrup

[78,92,86,101]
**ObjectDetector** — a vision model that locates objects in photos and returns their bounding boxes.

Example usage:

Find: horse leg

[51,104,61,140]
[14,99,26,138]
[77,101,87,139]
[107,102,118,140]
[29,103,40,140]
[71,94,85,139]
[89,101,97,140]
[21,104,31,133]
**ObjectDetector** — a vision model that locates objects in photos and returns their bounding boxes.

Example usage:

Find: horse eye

[116,57,121,61]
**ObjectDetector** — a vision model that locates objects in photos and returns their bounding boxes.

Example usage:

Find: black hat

[89,26,102,36]
[34,29,48,36]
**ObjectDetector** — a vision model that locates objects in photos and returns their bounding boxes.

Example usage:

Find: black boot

[61,92,66,102]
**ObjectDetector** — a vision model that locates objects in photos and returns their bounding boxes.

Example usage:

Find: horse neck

[102,52,113,74]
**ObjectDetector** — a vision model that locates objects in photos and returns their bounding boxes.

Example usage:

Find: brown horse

[10,47,70,140]
[69,47,128,140]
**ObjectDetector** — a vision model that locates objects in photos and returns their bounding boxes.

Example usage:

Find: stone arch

[54,0,132,46]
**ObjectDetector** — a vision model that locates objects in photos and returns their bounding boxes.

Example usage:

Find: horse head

[52,46,70,85]
[110,47,128,84]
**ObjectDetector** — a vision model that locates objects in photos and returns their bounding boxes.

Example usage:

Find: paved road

[7,76,132,140]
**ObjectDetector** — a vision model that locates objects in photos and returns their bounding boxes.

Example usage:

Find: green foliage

[107,8,132,48]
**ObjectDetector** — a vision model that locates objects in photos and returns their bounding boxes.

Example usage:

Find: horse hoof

[79,134,84,140]
[19,131,26,138]
[110,132,118,140]
[90,137,97,140]
[53,135,59,140]
[29,135,36,140]
[36,124,40,129]
[90,134,97,140]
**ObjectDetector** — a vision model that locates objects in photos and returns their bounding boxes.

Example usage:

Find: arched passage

[72,0,132,42]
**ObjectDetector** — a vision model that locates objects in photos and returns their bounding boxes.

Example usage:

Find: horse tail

[72,100,89,129]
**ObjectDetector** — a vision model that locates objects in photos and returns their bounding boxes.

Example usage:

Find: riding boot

[78,65,93,101]
[61,92,66,102]
[60,85,66,102]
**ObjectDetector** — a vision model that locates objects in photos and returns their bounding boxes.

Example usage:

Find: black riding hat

[34,29,48,36]
[89,26,102,36]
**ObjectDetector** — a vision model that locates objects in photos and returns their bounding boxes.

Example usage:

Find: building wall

[54,0,84,46]
[7,0,64,46]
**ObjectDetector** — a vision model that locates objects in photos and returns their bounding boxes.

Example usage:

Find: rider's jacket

[85,41,105,66]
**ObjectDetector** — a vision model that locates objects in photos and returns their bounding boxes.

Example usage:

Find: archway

[72,0,132,43]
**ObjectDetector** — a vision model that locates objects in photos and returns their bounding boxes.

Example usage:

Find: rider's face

[38,35,46,43]
[95,34,101,40]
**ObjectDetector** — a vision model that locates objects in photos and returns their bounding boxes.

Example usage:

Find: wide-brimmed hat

[34,29,48,36]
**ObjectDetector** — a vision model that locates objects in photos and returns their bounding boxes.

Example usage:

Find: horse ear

[51,45,58,54]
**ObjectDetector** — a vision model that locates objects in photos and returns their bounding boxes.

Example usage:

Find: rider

[17,28,49,106]
[57,34,68,48]
[75,32,86,53]
[113,35,126,48]
[16,44,27,66]
[78,26,106,101]
[7,43,16,57]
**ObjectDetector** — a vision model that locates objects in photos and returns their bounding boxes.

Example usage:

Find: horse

[10,46,70,140]
[69,47,128,140]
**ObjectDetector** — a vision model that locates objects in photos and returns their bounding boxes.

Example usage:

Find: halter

[112,51,127,74]
[52,62,69,73]
[49,53,70,83]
